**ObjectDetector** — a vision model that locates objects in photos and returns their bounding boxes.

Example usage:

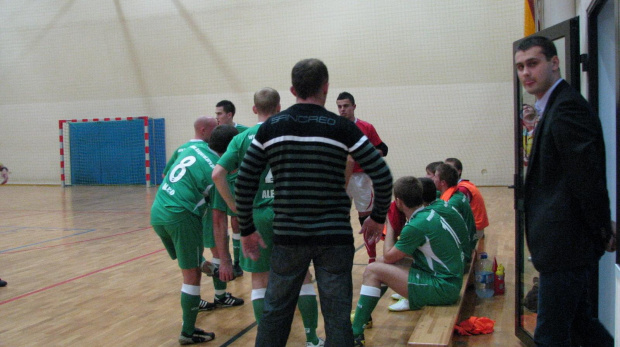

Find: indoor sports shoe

[214,292,244,308]
[233,263,243,278]
[306,337,325,347]
[178,328,215,345]
[391,293,403,300]
[353,333,365,347]
[388,298,411,312]
[198,300,216,311]
[0,278,7,287]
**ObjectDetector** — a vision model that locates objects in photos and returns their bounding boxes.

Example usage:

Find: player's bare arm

[212,208,234,281]
[212,164,237,213]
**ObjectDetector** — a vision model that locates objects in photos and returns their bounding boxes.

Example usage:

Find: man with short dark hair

[515,35,615,346]
[433,163,476,260]
[350,177,463,346]
[236,58,392,347]
[212,88,323,346]
[214,100,249,277]
[385,177,469,312]
[337,91,388,264]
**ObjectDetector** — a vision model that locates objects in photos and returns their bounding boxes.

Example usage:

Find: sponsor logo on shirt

[271,113,336,125]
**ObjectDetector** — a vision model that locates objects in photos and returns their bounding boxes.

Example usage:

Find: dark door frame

[587,0,620,266]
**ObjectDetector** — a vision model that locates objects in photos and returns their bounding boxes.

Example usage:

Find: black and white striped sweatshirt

[235,103,392,246]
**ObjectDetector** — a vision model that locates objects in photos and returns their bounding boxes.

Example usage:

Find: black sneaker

[178,328,215,345]
[0,278,6,287]
[214,292,244,308]
[353,333,365,347]
[233,263,243,278]
[198,300,216,311]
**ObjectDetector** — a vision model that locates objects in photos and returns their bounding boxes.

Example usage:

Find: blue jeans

[534,262,613,347]
[256,243,355,347]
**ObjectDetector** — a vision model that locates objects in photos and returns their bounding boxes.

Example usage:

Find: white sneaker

[306,337,325,347]
[388,298,410,312]
[391,293,403,300]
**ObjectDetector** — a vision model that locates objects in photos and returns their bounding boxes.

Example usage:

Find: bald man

[162,116,218,176]
[161,116,244,312]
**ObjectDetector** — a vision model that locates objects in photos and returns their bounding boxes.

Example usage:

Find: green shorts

[239,207,274,273]
[407,268,461,310]
[153,214,203,270]
[212,183,237,217]
[202,207,216,249]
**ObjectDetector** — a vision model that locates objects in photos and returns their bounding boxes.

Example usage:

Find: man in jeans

[236,58,392,347]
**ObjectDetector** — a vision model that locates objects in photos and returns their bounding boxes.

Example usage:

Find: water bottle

[475,252,495,298]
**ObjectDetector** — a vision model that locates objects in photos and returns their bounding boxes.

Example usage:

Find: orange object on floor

[454,316,495,336]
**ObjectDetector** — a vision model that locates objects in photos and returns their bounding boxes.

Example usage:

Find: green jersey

[162,139,206,176]
[428,199,471,263]
[446,191,477,251]
[218,123,273,208]
[234,122,250,134]
[151,142,220,225]
[222,123,250,184]
[395,207,464,280]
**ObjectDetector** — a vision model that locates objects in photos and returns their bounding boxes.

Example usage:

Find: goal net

[59,117,166,187]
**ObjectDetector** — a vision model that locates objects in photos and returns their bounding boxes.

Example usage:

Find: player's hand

[218,258,235,282]
[360,217,383,246]
[241,232,266,261]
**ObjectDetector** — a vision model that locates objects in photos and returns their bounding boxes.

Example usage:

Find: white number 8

[169,156,196,182]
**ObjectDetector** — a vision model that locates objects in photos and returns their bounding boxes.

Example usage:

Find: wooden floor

[0,185,525,346]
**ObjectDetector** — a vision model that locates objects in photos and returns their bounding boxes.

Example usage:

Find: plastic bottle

[475,252,495,298]
[494,264,505,295]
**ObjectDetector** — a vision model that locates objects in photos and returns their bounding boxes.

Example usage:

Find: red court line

[2,227,153,254]
[0,248,165,306]
[0,211,58,220]
[0,209,148,215]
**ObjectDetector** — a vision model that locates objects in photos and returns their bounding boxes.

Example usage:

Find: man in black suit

[515,36,616,347]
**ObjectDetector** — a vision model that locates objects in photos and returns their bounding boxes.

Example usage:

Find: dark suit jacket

[524,80,611,273]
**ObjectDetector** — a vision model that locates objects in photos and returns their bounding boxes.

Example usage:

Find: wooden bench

[407,239,484,347]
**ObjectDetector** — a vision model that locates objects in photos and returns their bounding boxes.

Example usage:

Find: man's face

[336,99,356,121]
[215,106,233,125]
[515,46,559,99]
[425,169,435,179]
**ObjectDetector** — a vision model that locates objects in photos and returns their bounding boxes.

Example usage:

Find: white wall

[0,1,523,185]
